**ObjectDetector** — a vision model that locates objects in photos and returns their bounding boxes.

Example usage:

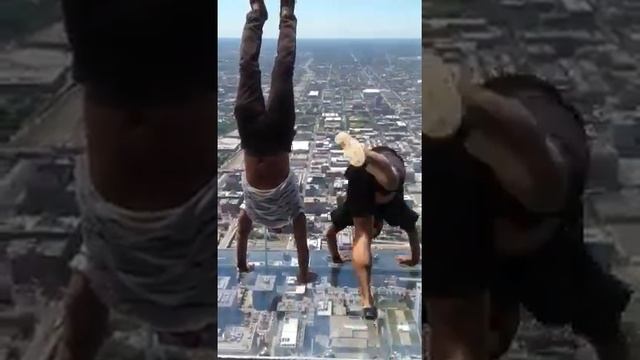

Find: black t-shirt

[343,146,407,219]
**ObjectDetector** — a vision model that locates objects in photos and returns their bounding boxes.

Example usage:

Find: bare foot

[250,0,267,18]
[281,0,295,14]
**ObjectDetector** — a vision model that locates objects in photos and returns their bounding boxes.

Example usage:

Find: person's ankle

[251,0,264,9]
[362,297,374,308]
[251,0,268,18]
[281,0,295,16]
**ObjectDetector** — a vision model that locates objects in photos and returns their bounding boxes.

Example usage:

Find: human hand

[237,263,255,273]
[297,271,317,284]
[396,255,419,267]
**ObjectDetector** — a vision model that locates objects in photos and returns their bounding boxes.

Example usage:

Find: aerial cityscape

[217,250,422,359]
[217,37,423,359]
[424,0,640,358]
[0,0,639,358]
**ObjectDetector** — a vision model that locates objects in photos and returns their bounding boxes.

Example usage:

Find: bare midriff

[84,91,217,211]
[244,152,290,190]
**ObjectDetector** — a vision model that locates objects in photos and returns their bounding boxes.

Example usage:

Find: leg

[266,4,297,141]
[363,148,403,191]
[237,209,254,272]
[56,272,109,360]
[234,3,268,146]
[343,166,377,315]
[326,221,381,263]
[353,216,375,313]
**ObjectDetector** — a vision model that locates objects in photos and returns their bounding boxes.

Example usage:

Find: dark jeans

[234,10,297,156]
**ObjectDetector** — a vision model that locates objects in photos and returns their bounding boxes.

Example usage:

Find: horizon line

[218,37,421,40]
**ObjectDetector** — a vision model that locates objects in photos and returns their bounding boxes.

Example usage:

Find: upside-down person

[233,0,315,283]
[56,0,218,359]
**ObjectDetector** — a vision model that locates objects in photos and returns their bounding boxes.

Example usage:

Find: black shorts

[331,165,419,233]
[330,194,419,233]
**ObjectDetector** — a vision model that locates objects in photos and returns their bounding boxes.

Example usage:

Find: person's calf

[352,249,373,307]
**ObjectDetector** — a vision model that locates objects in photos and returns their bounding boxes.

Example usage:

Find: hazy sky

[218,0,421,39]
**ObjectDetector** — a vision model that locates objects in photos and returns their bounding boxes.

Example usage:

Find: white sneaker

[335,132,365,167]
[423,52,462,138]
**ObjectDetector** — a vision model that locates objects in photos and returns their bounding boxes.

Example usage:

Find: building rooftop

[24,22,68,48]
[0,48,70,86]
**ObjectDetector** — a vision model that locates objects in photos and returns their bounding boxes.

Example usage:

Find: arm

[397,228,421,266]
[364,149,400,191]
[292,212,311,282]
[423,134,493,359]
[236,209,253,272]
[461,84,567,213]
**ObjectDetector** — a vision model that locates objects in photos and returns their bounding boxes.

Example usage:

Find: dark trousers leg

[266,13,297,138]
[234,10,267,143]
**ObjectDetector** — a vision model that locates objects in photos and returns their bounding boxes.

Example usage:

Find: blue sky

[218,0,421,39]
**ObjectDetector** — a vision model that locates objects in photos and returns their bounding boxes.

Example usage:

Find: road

[10,85,84,148]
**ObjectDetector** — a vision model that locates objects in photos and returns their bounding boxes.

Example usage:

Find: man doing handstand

[234,0,313,283]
